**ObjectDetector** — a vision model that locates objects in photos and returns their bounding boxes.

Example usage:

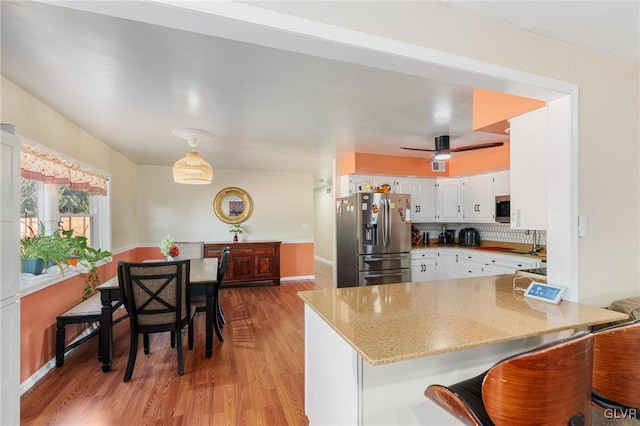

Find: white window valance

[20,144,108,196]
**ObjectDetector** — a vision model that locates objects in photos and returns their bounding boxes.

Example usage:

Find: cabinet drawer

[484,256,537,270]
[231,248,254,257]
[254,247,275,255]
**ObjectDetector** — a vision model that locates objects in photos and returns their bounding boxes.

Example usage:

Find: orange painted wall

[447,144,510,176]
[473,89,545,134]
[19,248,141,382]
[20,243,311,383]
[281,242,314,277]
[338,147,510,179]
[339,152,447,177]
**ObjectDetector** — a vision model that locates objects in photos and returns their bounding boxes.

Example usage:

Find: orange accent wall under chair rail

[19,242,313,383]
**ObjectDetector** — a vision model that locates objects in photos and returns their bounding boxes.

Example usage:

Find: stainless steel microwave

[495,195,510,223]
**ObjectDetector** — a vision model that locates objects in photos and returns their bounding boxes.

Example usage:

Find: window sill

[20,260,110,298]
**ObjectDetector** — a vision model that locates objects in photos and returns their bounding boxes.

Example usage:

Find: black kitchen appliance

[458,228,481,246]
[437,229,456,244]
[495,195,510,223]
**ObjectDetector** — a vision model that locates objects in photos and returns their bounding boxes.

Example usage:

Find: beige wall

[136,165,314,244]
[1,76,138,250]
[313,185,335,262]
[250,1,640,305]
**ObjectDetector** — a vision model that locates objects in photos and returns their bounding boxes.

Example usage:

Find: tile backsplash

[412,222,547,245]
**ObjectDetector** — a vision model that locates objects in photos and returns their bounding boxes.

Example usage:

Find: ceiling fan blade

[400,147,437,152]
[450,141,504,153]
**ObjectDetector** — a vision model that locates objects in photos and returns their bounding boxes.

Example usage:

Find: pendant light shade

[172,128,213,184]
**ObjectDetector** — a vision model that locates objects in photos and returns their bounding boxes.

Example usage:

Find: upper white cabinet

[436,178,462,222]
[493,170,510,196]
[509,107,547,230]
[461,174,495,222]
[339,170,510,224]
[339,174,400,196]
[399,178,437,222]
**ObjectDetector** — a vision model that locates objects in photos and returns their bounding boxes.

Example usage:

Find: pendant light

[172,128,213,184]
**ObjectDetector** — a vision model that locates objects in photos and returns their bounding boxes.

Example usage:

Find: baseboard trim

[314,255,333,266]
[282,275,315,281]
[20,323,98,396]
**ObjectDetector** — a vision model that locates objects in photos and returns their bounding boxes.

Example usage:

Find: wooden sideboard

[204,241,281,286]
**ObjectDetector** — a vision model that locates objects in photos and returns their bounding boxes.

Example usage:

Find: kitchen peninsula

[298,275,627,425]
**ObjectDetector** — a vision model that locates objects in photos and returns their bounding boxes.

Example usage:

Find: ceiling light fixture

[433,152,451,161]
[172,128,214,184]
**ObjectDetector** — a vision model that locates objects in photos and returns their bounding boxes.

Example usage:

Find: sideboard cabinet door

[204,241,281,286]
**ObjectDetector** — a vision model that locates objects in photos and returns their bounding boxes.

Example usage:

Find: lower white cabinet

[436,249,460,280]
[413,248,541,282]
[411,250,437,282]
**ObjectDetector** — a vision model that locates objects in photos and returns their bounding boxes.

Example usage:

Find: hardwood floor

[21,272,328,425]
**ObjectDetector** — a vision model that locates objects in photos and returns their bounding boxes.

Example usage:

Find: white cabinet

[460,252,486,277]
[436,249,459,280]
[493,170,510,196]
[436,178,462,222]
[482,253,540,276]
[339,174,401,196]
[1,129,20,426]
[461,173,495,222]
[399,178,437,222]
[509,108,547,229]
[411,249,437,282]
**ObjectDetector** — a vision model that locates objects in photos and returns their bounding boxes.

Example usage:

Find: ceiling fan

[401,136,504,162]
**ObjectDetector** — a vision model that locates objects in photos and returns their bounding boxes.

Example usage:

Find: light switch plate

[578,215,587,237]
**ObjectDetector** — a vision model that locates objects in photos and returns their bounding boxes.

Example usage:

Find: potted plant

[20,222,67,275]
[229,223,246,242]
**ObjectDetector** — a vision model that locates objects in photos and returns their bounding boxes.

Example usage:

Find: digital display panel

[524,282,566,304]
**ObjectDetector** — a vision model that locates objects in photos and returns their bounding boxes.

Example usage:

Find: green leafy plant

[229,224,246,235]
[20,221,111,297]
[20,222,67,275]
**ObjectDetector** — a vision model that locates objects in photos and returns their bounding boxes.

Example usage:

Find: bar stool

[592,319,640,418]
[425,332,593,425]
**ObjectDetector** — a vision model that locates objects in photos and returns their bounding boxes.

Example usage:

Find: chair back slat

[593,319,640,409]
[482,333,593,425]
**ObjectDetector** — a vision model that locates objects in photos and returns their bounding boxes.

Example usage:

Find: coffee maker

[438,226,456,244]
[458,228,481,246]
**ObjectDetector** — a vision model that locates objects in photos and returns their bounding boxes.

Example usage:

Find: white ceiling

[2,1,638,187]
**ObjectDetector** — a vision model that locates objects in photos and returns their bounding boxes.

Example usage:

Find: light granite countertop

[298,275,627,366]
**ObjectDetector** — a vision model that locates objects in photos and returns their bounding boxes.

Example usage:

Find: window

[19,139,111,268]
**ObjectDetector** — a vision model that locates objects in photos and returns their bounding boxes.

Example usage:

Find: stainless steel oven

[495,195,510,223]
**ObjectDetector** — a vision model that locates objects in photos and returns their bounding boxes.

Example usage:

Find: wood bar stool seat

[592,319,640,418]
[425,332,594,425]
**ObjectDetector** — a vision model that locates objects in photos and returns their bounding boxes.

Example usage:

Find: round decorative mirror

[213,187,253,224]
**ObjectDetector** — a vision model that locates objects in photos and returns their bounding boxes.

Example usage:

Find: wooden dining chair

[191,246,229,342]
[117,260,194,382]
[425,332,594,425]
[592,319,640,418]
[173,241,204,260]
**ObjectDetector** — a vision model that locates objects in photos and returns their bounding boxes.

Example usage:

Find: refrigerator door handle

[383,197,391,248]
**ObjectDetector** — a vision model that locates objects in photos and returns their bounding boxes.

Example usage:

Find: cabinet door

[229,248,255,281]
[509,108,547,229]
[400,178,437,222]
[493,170,510,196]
[437,179,462,222]
[461,174,495,222]
[351,175,374,194]
[436,249,459,280]
[254,247,277,279]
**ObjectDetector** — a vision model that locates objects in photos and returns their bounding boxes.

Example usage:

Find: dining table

[96,258,218,372]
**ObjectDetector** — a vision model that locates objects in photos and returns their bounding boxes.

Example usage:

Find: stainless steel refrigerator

[336,193,412,287]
